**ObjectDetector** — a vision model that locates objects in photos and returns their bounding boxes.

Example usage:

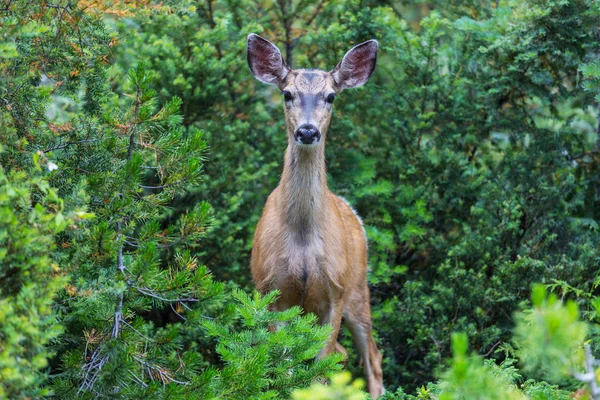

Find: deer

[247,33,384,398]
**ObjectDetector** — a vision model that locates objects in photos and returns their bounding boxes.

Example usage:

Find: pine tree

[48,63,218,396]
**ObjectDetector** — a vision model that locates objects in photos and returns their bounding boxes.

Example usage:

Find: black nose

[294,124,321,144]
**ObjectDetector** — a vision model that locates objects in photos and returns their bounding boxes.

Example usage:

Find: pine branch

[120,319,154,342]
[112,220,125,339]
[132,355,189,386]
[138,179,186,189]
[78,345,109,394]
[134,286,199,307]
[43,138,102,152]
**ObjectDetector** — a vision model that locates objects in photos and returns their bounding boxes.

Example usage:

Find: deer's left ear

[331,40,378,90]
[247,33,290,86]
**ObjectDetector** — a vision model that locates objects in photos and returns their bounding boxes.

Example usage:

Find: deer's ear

[331,40,378,90]
[247,33,289,86]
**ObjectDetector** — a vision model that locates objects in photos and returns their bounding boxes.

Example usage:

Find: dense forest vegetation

[1,0,600,398]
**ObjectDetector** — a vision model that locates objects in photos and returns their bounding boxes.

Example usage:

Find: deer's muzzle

[295,124,321,145]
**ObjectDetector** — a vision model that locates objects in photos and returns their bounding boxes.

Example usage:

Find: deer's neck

[279,143,328,242]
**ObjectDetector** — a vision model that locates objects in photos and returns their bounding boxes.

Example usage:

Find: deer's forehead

[286,70,334,93]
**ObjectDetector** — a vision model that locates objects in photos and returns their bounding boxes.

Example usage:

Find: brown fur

[248,35,384,398]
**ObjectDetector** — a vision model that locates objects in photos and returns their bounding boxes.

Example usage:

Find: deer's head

[247,34,378,147]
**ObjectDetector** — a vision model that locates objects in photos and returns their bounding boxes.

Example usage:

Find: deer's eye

[282,90,293,102]
[326,93,336,104]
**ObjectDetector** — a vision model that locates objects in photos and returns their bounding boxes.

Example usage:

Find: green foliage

[0,161,69,399]
[514,286,587,384]
[0,1,106,397]
[425,286,596,400]
[47,62,220,396]
[341,0,600,389]
[384,287,592,400]
[198,290,343,399]
[292,371,368,400]
[435,333,526,400]
[288,315,586,400]
[400,331,575,400]
[582,60,600,103]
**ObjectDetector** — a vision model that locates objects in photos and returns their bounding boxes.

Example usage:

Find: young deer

[247,33,384,398]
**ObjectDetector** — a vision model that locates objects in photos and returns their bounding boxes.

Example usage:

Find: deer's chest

[281,233,325,280]
[275,229,345,292]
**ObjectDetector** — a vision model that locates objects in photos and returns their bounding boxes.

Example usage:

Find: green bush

[198,290,342,399]
[0,162,69,398]
[292,372,368,400]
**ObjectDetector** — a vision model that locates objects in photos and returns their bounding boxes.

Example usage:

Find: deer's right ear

[331,40,378,90]
[247,34,289,86]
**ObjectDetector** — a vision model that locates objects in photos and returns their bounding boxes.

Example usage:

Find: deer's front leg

[314,300,345,360]
[267,280,304,331]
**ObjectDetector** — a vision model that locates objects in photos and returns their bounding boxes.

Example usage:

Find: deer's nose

[295,124,321,145]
